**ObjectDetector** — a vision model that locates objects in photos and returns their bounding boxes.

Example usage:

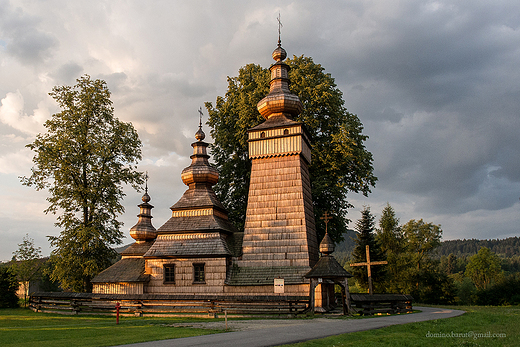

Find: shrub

[0,266,19,308]
[476,274,520,305]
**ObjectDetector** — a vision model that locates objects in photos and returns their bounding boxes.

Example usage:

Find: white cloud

[0,90,48,135]
[1,0,520,260]
[0,148,33,175]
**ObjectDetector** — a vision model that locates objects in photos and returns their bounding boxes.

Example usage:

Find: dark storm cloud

[331,1,520,218]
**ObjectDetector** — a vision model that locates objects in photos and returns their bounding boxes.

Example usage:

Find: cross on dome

[277,12,283,46]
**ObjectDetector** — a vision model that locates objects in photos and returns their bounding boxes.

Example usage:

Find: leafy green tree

[10,234,42,306]
[402,219,442,272]
[411,259,456,305]
[350,206,386,292]
[439,253,464,275]
[206,64,269,232]
[392,219,442,297]
[21,75,143,292]
[475,273,520,305]
[206,56,377,242]
[0,266,19,308]
[465,247,503,290]
[455,276,476,305]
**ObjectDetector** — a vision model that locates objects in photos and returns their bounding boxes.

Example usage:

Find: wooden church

[91,39,351,311]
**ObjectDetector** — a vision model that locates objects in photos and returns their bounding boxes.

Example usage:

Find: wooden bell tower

[238,40,319,269]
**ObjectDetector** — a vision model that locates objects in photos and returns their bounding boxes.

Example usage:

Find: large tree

[206,56,376,242]
[402,219,442,272]
[22,75,143,292]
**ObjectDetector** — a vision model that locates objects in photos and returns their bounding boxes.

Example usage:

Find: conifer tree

[351,206,386,292]
[375,203,406,293]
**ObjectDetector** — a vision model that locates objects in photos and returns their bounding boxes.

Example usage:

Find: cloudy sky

[1,0,519,261]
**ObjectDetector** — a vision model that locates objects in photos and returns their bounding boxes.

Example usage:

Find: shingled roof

[157,214,235,234]
[144,232,234,258]
[121,241,154,256]
[305,255,353,279]
[226,266,310,285]
[248,114,301,131]
[170,184,226,211]
[91,258,149,283]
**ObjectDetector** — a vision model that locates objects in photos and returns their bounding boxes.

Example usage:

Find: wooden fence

[29,292,310,317]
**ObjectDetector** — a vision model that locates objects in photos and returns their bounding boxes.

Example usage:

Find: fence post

[115,302,121,324]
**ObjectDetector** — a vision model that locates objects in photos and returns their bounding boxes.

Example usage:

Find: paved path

[118,306,464,347]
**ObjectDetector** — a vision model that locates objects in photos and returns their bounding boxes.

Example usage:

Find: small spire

[181,107,219,188]
[195,107,206,141]
[130,172,156,241]
[142,171,151,203]
[319,212,335,255]
[277,12,283,47]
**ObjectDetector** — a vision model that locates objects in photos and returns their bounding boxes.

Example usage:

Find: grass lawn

[1,306,518,347]
[0,308,224,347]
[282,306,520,347]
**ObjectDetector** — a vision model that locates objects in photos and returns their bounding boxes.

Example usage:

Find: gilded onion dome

[256,41,303,119]
[129,184,157,242]
[180,125,219,187]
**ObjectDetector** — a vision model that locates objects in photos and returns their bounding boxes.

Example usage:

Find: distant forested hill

[332,229,357,265]
[434,237,520,258]
[333,233,520,260]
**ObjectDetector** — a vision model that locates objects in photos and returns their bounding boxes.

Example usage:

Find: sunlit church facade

[92,39,350,309]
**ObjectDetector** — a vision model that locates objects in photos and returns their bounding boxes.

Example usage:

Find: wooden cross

[277,12,283,44]
[350,245,387,295]
[320,211,332,234]
[198,107,203,128]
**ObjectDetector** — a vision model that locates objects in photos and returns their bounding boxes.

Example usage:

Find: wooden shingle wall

[93,283,144,295]
[145,257,227,294]
[239,154,319,268]
[223,283,309,296]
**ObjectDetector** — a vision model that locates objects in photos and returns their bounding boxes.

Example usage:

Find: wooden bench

[350,294,413,316]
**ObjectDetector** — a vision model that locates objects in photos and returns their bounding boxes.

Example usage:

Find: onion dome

[257,41,303,119]
[319,233,335,255]
[180,125,219,187]
[272,43,287,62]
[129,183,157,242]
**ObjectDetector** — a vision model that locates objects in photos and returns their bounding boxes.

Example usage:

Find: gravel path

[118,306,465,347]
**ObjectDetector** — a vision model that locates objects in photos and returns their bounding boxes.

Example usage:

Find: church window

[163,264,175,284]
[193,263,205,283]
[260,131,266,138]
[283,129,289,135]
